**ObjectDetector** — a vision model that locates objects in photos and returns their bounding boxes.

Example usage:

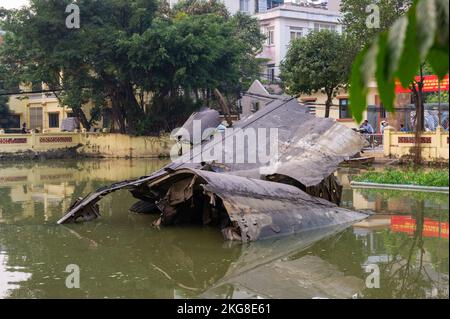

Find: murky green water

[0,160,448,299]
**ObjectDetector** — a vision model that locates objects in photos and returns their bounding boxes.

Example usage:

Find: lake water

[0,160,448,299]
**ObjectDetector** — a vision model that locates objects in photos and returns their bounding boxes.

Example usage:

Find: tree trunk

[123,84,145,135]
[411,65,425,165]
[53,89,91,131]
[73,106,91,131]
[110,90,127,134]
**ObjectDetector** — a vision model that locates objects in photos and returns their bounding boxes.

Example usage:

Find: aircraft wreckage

[58,98,369,241]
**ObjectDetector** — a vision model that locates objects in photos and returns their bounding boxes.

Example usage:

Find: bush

[352,168,449,187]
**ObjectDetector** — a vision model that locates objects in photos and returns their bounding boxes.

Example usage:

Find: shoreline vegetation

[352,168,449,187]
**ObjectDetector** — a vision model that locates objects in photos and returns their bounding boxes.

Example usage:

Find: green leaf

[434,0,449,47]
[428,0,450,78]
[396,2,420,87]
[427,47,449,79]
[349,47,369,124]
[375,33,395,112]
[387,16,408,78]
[416,0,437,60]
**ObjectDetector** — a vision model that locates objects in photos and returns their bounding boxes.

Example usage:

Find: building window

[268,0,284,9]
[267,64,275,82]
[240,0,250,12]
[10,115,21,128]
[314,23,337,32]
[256,0,268,13]
[48,113,59,128]
[0,114,21,129]
[31,82,42,92]
[339,99,352,119]
[29,107,43,131]
[251,101,260,113]
[380,103,387,119]
[266,27,275,45]
[289,27,303,42]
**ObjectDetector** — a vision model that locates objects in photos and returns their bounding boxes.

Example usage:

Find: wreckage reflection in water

[0,160,447,298]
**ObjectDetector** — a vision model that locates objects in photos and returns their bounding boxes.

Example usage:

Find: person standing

[21,123,28,134]
[380,121,388,135]
[400,124,408,132]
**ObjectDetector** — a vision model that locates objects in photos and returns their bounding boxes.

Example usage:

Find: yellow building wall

[0,132,82,153]
[79,133,174,158]
[297,84,378,129]
[5,92,101,132]
[383,126,449,161]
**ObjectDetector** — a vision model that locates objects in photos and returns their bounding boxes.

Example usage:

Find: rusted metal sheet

[135,168,368,242]
[193,169,366,241]
[57,98,369,241]
[172,98,367,187]
[173,107,221,144]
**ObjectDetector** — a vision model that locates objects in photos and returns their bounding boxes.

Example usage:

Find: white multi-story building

[256,0,343,81]
[168,1,343,80]
[167,1,285,15]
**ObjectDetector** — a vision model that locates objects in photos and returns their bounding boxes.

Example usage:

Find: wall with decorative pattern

[0,132,174,158]
[383,127,449,161]
[0,132,81,153]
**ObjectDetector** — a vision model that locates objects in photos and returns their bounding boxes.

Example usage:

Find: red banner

[395,75,449,94]
[391,215,449,239]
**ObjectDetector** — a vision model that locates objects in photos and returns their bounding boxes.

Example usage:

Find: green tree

[0,0,264,135]
[0,0,158,133]
[280,30,355,118]
[0,76,13,129]
[426,90,449,104]
[172,0,229,18]
[170,1,265,103]
[0,94,11,129]
[350,0,449,123]
[230,12,266,92]
[349,0,448,166]
[340,0,411,48]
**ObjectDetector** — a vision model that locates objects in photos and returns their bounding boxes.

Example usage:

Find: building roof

[256,3,341,25]
[259,2,341,16]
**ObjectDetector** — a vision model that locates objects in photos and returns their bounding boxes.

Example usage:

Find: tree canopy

[0,94,12,129]
[350,0,449,123]
[340,0,411,48]
[0,0,264,135]
[280,30,356,118]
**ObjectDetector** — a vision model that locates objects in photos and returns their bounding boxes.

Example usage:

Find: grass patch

[352,168,449,187]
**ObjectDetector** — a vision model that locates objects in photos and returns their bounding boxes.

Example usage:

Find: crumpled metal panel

[173,107,221,144]
[171,169,368,242]
[172,98,367,186]
[58,98,368,231]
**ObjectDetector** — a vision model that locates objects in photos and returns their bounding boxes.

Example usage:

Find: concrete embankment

[78,133,174,158]
[0,146,84,161]
[0,133,175,160]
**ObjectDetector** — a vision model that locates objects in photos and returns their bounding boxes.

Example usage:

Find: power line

[0,88,64,97]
